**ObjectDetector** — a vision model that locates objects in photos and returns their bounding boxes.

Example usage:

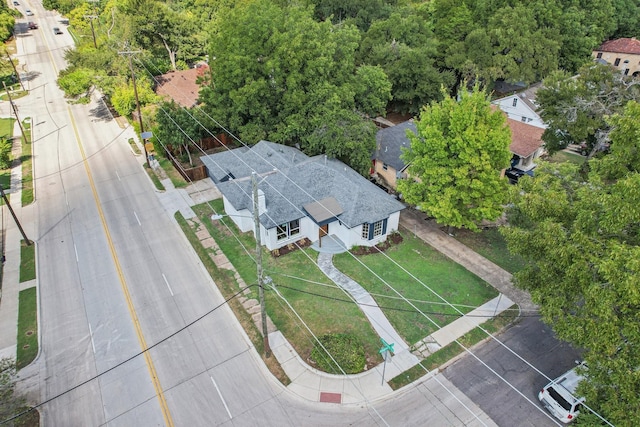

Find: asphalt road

[442,316,582,427]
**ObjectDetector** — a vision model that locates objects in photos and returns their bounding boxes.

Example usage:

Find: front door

[319,224,329,247]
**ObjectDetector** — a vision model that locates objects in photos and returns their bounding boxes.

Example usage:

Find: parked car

[28,22,38,29]
[25,9,33,16]
[53,27,63,35]
[538,364,586,423]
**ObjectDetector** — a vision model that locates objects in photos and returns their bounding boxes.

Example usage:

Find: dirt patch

[270,238,313,257]
[349,232,403,256]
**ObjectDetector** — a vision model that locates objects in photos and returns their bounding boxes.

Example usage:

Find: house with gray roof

[201,141,405,251]
[372,120,417,190]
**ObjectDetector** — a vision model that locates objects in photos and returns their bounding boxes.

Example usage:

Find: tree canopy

[502,103,640,427]
[397,86,512,231]
[536,63,640,156]
[200,0,389,175]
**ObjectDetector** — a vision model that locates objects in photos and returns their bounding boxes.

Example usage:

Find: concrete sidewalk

[0,121,36,361]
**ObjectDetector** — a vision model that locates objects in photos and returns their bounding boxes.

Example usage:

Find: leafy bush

[0,138,11,169]
[310,333,366,374]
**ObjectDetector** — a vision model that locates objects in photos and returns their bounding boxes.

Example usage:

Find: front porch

[309,234,348,254]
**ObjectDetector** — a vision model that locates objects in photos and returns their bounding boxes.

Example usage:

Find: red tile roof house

[505,118,545,181]
[154,65,210,108]
[592,37,640,77]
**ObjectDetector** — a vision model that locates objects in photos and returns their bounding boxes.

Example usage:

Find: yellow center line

[68,107,174,427]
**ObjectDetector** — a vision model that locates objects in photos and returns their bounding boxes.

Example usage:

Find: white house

[201,141,405,252]
[492,84,546,129]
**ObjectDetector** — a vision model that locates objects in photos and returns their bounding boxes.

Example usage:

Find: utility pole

[0,186,31,245]
[84,15,98,49]
[4,51,25,91]
[252,172,271,358]
[3,82,27,144]
[118,49,149,166]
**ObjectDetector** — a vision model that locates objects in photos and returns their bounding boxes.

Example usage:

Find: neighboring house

[505,118,545,182]
[592,38,640,76]
[201,141,405,251]
[371,120,417,190]
[491,84,546,129]
[154,64,209,108]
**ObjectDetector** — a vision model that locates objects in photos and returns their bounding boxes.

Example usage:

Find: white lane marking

[74,244,79,262]
[134,211,141,226]
[211,376,232,419]
[162,273,173,296]
[115,170,121,181]
[88,323,96,354]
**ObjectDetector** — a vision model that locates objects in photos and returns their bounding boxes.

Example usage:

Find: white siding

[493,96,546,129]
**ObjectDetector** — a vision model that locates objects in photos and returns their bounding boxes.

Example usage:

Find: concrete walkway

[316,252,411,353]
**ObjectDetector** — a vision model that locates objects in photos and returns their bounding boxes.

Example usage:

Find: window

[614,58,621,66]
[361,223,369,239]
[276,219,300,241]
[373,220,383,237]
[596,52,602,59]
[521,116,527,122]
[624,68,630,75]
[512,98,518,107]
[363,219,387,240]
[382,163,388,171]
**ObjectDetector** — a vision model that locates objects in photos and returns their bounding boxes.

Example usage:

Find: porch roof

[303,197,343,223]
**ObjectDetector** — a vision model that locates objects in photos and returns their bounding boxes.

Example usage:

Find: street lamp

[211,172,271,357]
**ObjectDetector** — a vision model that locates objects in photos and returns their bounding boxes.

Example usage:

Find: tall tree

[502,101,640,427]
[358,8,453,114]
[537,63,640,156]
[397,85,512,231]
[201,0,389,175]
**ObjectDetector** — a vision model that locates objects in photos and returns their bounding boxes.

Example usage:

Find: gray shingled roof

[374,120,416,172]
[201,141,405,229]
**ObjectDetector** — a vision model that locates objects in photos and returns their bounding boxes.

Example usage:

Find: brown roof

[596,38,640,55]
[155,65,209,108]
[507,119,544,157]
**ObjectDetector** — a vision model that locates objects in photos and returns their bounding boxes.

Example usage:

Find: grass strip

[21,118,33,206]
[16,287,38,370]
[19,240,35,282]
[144,163,164,191]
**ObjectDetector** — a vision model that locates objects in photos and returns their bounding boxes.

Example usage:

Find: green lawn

[451,227,527,274]
[333,234,498,344]
[546,150,586,165]
[193,200,384,367]
[158,157,187,188]
[16,287,38,370]
[19,240,36,282]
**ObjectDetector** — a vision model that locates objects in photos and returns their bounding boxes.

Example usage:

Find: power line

[129,56,612,426]
[0,286,252,425]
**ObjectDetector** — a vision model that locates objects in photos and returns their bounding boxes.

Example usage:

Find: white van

[538,365,586,423]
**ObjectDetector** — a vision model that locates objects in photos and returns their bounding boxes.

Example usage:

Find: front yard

[191,199,500,370]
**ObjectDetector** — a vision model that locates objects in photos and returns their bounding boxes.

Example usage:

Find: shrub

[0,138,11,169]
[310,333,366,374]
